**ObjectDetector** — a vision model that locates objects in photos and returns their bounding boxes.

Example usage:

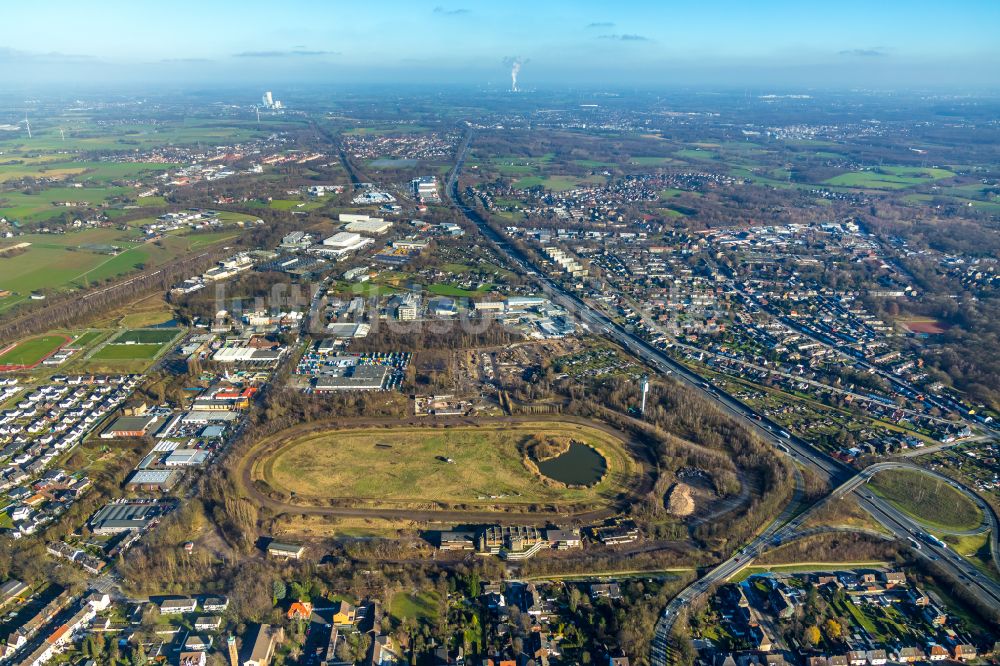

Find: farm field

[0,226,240,313]
[0,118,297,154]
[254,421,638,509]
[513,175,583,191]
[0,185,136,223]
[823,166,955,190]
[869,468,983,532]
[0,160,175,185]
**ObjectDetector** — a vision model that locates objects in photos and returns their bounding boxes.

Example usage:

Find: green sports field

[89,343,164,361]
[0,335,68,367]
[112,328,180,344]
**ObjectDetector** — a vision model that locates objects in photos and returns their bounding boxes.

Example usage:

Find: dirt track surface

[237,415,655,526]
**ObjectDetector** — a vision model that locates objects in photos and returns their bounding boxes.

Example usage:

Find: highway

[443,135,1000,662]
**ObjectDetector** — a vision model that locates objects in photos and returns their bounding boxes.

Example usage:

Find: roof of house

[287,602,313,618]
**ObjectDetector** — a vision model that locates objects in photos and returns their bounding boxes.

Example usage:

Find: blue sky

[2,0,998,90]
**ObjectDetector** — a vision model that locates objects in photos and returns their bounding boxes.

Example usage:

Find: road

[441,132,1000,662]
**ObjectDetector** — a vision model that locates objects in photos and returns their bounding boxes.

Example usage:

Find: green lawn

[390,590,440,623]
[427,282,492,298]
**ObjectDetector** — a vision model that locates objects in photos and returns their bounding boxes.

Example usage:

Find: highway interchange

[444,136,1000,662]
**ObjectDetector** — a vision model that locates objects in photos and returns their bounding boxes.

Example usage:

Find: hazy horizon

[2,0,999,92]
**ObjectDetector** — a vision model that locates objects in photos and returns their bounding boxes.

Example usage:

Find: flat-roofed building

[267,542,305,559]
[101,414,158,439]
[160,598,197,615]
[89,502,160,535]
[125,469,180,492]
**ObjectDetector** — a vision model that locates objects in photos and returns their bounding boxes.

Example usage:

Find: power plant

[261,90,283,110]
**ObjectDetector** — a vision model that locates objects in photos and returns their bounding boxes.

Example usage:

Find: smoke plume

[503,56,527,92]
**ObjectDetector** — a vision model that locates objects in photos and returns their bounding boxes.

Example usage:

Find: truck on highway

[908,537,921,550]
[923,533,948,549]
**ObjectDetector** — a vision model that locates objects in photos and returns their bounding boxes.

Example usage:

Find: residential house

[769,588,793,619]
[332,601,357,626]
[927,645,948,661]
[590,583,622,601]
[866,650,887,666]
[750,625,772,653]
[896,647,923,663]
[953,645,976,662]
[287,601,313,621]
[882,571,906,588]
[923,605,947,626]
[847,653,867,666]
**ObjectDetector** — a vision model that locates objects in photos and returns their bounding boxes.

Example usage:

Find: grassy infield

[869,468,998,579]
[260,422,636,509]
[869,468,983,532]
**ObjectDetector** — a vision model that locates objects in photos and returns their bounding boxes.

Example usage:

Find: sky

[2,0,999,91]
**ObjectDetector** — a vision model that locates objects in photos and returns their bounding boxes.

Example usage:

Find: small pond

[535,442,607,486]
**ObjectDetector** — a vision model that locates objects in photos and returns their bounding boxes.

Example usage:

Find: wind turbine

[255,105,260,126]
[24,112,31,139]
[60,128,65,142]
